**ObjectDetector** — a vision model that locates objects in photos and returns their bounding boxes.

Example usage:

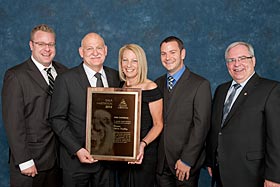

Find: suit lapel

[163,69,191,118]
[104,66,114,87]
[222,74,259,128]
[26,58,49,93]
[76,63,91,90]
[53,62,65,75]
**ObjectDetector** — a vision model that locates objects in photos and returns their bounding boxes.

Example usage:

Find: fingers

[21,165,38,177]
[207,167,212,177]
[176,169,190,181]
[76,148,98,163]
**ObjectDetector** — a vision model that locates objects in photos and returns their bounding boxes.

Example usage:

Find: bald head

[81,33,105,47]
[79,32,108,72]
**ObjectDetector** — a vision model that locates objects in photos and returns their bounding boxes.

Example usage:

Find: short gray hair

[225,41,254,59]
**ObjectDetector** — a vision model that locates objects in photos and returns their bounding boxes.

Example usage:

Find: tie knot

[168,76,174,82]
[44,68,52,74]
[233,83,241,90]
[94,72,102,79]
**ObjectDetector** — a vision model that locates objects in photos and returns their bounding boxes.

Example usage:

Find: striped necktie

[44,68,55,95]
[221,84,241,126]
[168,76,175,91]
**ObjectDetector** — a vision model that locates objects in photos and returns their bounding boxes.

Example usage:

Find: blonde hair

[30,24,55,41]
[118,44,148,84]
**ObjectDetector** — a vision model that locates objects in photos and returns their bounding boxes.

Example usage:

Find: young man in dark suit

[2,24,68,187]
[49,33,120,187]
[206,41,280,187]
[155,36,212,187]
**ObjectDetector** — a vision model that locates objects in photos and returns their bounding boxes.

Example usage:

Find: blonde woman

[117,44,163,187]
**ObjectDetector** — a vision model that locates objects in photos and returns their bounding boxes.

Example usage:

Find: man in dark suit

[49,32,120,187]
[206,41,280,187]
[155,36,212,187]
[2,24,68,187]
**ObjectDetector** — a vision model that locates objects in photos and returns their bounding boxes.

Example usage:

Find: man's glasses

[226,56,253,64]
[32,41,56,48]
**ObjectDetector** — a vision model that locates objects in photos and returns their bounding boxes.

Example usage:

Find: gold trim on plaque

[86,87,142,161]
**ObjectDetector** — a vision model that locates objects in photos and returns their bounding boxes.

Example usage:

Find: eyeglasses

[226,56,253,64]
[32,41,56,48]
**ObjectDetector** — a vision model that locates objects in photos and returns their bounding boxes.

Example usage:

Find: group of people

[2,23,280,187]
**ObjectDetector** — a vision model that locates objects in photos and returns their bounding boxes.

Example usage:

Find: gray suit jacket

[156,67,212,176]
[206,73,280,187]
[2,58,68,171]
[49,63,120,173]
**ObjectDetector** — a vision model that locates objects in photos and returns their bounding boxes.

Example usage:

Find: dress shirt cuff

[19,159,35,171]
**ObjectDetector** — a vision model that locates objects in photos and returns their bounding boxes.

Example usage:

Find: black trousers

[156,159,200,187]
[211,165,223,187]
[62,166,115,187]
[10,164,61,187]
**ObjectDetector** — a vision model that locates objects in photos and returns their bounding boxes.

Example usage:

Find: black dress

[118,87,162,187]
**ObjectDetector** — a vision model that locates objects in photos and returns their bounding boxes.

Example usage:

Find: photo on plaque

[85,87,142,161]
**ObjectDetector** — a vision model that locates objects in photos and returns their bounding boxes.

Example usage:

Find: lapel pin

[244,92,247,96]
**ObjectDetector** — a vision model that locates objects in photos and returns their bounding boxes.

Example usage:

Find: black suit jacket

[206,73,280,187]
[155,67,212,176]
[2,58,68,171]
[49,63,120,173]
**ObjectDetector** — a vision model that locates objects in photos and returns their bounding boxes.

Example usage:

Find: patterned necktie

[44,68,55,95]
[168,76,175,91]
[221,84,241,126]
[94,72,104,87]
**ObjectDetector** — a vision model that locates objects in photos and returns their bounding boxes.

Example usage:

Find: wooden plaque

[86,87,141,161]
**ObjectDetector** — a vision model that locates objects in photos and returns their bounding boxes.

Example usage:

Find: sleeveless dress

[118,87,162,187]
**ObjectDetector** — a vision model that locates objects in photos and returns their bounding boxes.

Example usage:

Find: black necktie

[94,72,104,87]
[168,76,175,91]
[221,84,241,126]
[44,68,55,94]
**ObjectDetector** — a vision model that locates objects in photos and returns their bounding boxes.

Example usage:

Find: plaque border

[85,87,142,161]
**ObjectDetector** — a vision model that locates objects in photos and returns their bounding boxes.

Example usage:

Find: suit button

[219,132,222,135]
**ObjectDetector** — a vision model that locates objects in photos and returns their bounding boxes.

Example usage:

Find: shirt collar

[231,71,255,88]
[83,63,105,79]
[167,65,186,81]
[31,55,53,71]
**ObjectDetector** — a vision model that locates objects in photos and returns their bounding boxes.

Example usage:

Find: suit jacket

[155,67,212,176]
[2,58,68,171]
[49,63,120,173]
[206,73,280,187]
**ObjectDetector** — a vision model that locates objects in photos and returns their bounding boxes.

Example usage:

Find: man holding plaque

[49,33,120,187]
[155,36,212,187]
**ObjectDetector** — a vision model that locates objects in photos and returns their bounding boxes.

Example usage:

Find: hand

[175,159,191,181]
[207,167,213,177]
[128,141,145,164]
[21,165,38,177]
[264,180,280,187]
[76,148,98,163]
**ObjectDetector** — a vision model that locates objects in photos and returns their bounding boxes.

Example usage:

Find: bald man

[49,33,121,187]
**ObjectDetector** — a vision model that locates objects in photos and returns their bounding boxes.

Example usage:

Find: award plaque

[85,87,142,161]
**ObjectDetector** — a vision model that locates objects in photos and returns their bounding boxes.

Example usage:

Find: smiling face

[226,44,256,84]
[29,30,56,67]
[79,33,107,72]
[160,41,186,75]
[121,49,139,80]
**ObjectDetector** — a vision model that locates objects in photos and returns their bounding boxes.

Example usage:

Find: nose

[233,59,242,66]
[165,53,170,60]
[44,45,51,51]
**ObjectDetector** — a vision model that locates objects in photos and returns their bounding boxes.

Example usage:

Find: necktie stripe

[221,84,241,126]
[168,76,175,91]
[44,68,55,94]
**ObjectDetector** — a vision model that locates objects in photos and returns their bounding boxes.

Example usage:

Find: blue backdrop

[1,0,280,186]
